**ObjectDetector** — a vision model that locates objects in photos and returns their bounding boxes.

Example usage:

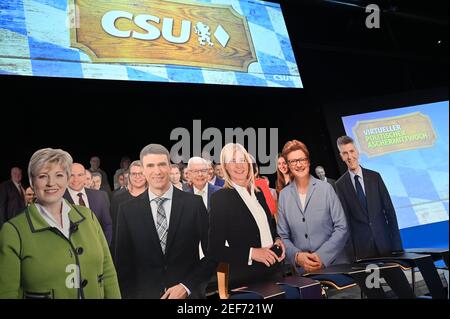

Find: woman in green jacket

[0,148,120,299]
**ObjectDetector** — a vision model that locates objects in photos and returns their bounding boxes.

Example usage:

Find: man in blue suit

[63,163,113,245]
[335,136,403,260]
[207,162,225,188]
[186,157,221,210]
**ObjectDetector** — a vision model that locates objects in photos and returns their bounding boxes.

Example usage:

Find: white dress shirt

[67,187,90,208]
[148,184,192,296]
[14,182,26,205]
[349,166,366,195]
[299,193,307,211]
[148,184,173,230]
[232,182,273,265]
[13,181,22,193]
[193,184,208,209]
[194,184,209,259]
[35,199,71,239]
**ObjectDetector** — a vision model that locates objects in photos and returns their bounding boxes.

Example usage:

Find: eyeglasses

[287,157,309,166]
[190,169,209,175]
[130,172,144,177]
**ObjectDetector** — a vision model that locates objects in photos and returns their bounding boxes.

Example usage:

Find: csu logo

[70,0,257,72]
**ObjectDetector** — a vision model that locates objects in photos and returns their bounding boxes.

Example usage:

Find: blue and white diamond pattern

[214,25,229,48]
[0,0,302,88]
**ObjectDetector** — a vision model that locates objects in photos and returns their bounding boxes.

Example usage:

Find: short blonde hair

[220,143,256,190]
[28,148,73,187]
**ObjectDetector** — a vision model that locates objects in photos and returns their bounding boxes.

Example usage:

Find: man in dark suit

[63,163,112,245]
[0,167,27,228]
[115,144,215,299]
[335,136,403,260]
[208,162,225,187]
[88,156,112,197]
[186,157,221,210]
[315,165,336,191]
[213,176,225,187]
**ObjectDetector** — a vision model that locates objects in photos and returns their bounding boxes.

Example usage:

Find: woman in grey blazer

[277,140,350,274]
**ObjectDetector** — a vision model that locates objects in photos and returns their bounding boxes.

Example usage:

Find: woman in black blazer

[208,143,286,289]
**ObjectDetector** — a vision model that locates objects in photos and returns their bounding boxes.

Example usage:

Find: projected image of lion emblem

[194,22,214,47]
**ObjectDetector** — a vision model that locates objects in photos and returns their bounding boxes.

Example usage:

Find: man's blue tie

[354,175,367,212]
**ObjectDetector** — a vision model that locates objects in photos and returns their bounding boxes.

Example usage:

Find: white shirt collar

[193,184,208,195]
[231,181,273,248]
[148,183,174,202]
[232,181,255,197]
[35,199,71,238]
[67,187,89,207]
[349,166,363,179]
[68,186,87,198]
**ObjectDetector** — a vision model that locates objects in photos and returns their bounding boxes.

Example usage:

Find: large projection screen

[341,101,449,248]
[0,0,302,88]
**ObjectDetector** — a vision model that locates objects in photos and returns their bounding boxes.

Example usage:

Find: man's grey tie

[154,197,168,253]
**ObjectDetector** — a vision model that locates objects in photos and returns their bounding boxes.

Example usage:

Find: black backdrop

[0,0,448,187]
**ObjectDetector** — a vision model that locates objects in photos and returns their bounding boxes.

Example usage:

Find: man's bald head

[11,167,22,183]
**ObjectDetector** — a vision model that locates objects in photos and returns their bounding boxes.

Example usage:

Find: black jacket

[208,187,281,289]
[110,189,134,259]
[115,187,215,298]
[63,188,112,245]
[0,180,26,227]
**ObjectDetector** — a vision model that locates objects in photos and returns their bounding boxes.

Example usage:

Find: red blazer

[255,178,277,215]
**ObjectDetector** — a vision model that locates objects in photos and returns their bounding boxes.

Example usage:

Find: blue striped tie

[154,197,168,253]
